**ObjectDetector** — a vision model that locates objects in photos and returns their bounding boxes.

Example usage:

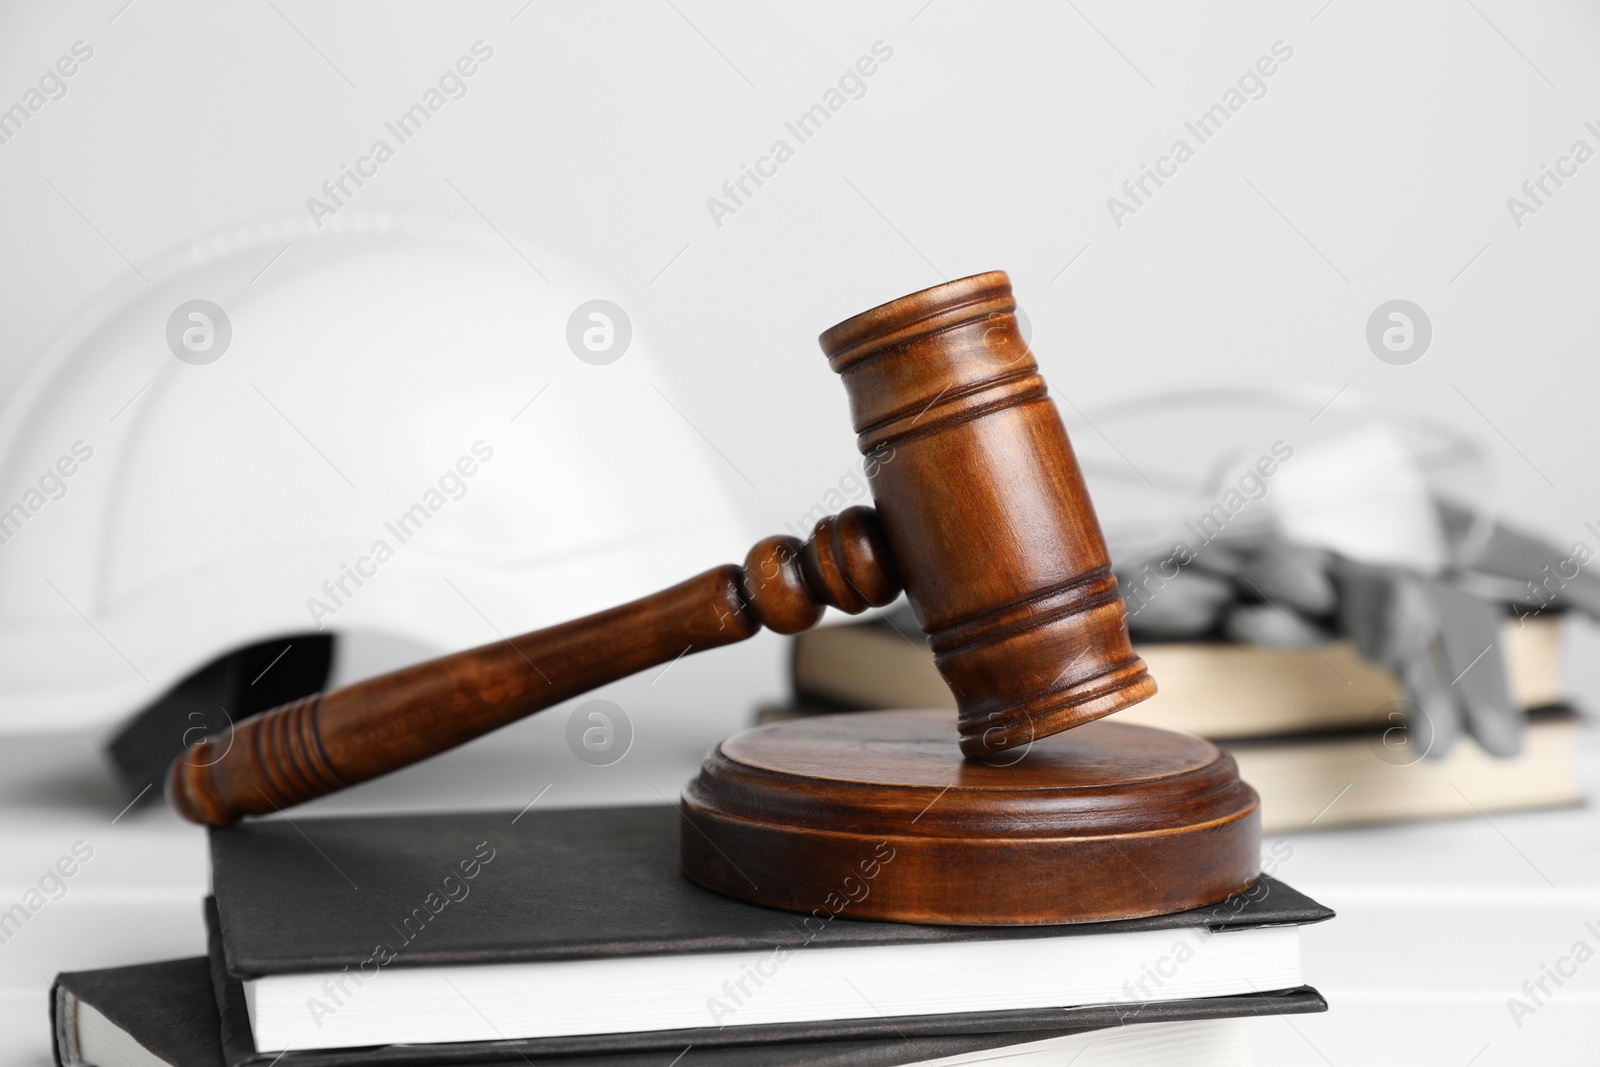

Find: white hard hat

[0,213,749,733]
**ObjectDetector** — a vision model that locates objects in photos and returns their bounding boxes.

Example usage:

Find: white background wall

[4,1,1600,543]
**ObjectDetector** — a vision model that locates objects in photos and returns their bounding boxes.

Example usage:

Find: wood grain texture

[819,272,1155,757]
[681,709,1261,924]
[169,270,1157,826]
[167,508,899,826]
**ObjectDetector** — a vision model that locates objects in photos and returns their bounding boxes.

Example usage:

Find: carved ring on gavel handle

[167,507,900,827]
[168,270,1161,829]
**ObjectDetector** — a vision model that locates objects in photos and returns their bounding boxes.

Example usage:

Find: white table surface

[2,639,1595,1066]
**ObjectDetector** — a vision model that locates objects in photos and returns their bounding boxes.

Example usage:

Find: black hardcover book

[54,958,224,1067]
[206,804,1331,1064]
[54,955,1328,1067]
[211,805,1331,972]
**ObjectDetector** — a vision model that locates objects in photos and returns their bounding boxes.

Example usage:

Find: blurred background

[2,1,1599,1063]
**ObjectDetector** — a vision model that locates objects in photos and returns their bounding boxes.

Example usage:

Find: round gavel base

[681,709,1260,926]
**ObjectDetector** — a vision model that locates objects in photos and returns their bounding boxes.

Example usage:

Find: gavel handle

[167,507,900,826]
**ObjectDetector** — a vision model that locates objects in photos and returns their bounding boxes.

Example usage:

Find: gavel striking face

[169,271,1155,826]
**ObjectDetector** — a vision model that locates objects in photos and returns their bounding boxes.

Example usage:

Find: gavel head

[818,271,1156,758]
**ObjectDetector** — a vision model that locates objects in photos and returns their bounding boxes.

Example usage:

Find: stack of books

[776,607,1582,831]
[53,805,1332,1066]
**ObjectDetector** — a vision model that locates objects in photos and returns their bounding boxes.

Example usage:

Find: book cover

[205,804,1330,1063]
[210,805,1333,975]
[788,610,1564,740]
[54,955,1325,1067]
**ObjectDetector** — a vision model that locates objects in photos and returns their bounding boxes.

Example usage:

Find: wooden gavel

[169,271,1155,826]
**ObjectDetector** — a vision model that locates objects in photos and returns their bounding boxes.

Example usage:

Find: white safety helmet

[0,213,749,733]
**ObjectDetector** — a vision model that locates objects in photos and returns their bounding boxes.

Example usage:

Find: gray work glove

[1332,559,1522,759]
[1119,566,1234,639]
[1115,531,1524,759]
[1224,540,1338,648]
[1439,499,1600,620]
[1117,531,1338,645]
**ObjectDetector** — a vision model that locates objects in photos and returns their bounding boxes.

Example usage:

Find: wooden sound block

[680,709,1260,926]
